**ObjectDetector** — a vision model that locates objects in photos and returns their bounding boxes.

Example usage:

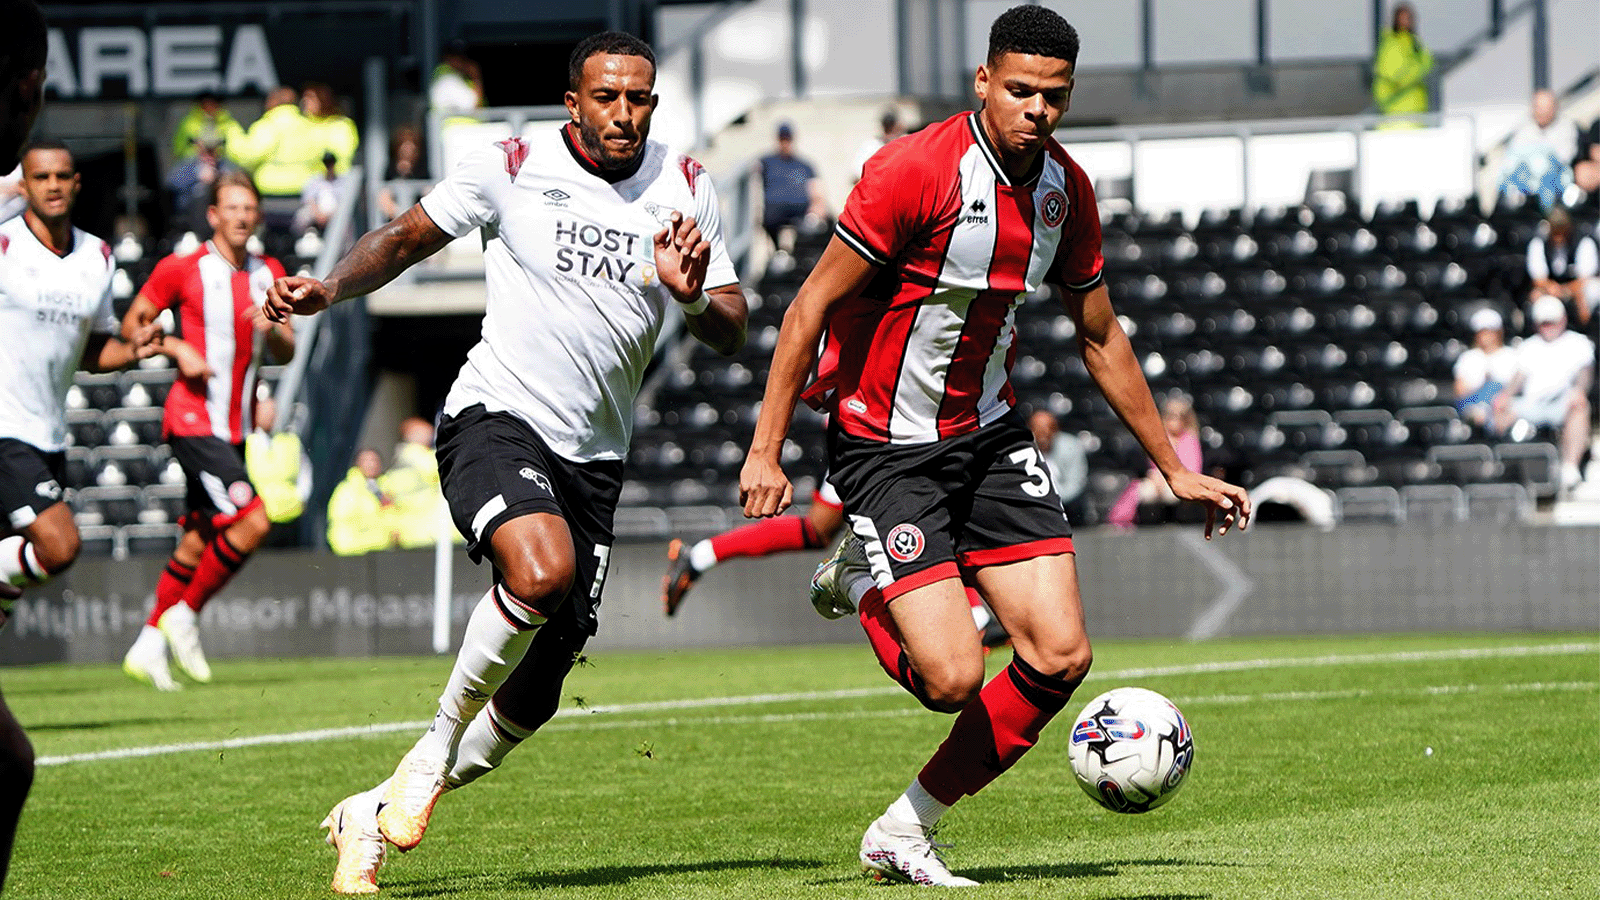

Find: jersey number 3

[1009,447,1053,499]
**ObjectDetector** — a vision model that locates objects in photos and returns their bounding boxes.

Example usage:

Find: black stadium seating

[632,196,1584,535]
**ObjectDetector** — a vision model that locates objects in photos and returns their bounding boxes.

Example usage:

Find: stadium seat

[1335,486,1403,524]
[76,524,118,558]
[123,523,182,556]
[1426,444,1502,485]
[1494,442,1561,498]
[1401,484,1467,525]
[1302,449,1373,489]
[1464,482,1533,524]
[76,485,142,527]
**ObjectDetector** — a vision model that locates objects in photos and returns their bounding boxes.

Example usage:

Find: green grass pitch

[6,632,1598,899]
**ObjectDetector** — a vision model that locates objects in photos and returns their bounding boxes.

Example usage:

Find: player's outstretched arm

[652,212,747,355]
[739,236,876,519]
[264,203,454,321]
[1063,282,1250,538]
[79,327,160,374]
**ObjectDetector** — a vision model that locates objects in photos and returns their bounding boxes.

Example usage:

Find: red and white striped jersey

[811,111,1103,444]
[141,242,285,443]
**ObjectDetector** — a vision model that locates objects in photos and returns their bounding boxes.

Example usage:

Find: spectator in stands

[383,416,457,549]
[294,151,349,239]
[165,134,239,236]
[327,448,398,556]
[1499,89,1580,210]
[1028,409,1088,522]
[1494,294,1594,494]
[1574,117,1600,211]
[1526,205,1599,327]
[229,86,313,241]
[301,82,359,175]
[244,396,310,548]
[1453,307,1518,433]
[1107,394,1204,529]
[170,90,242,162]
[378,125,425,220]
[852,108,906,182]
[430,39,485,125]
[758,122,827,270]
[1371,3,1432,123]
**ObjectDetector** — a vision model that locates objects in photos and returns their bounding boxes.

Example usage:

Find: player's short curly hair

[987,4,1080,68]
[568,31,656,90]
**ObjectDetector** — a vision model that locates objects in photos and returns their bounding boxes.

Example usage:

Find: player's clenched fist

[264,275,334,322]
[739,453,793,519]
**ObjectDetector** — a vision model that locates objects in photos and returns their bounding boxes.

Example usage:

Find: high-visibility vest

[244,431,306,523]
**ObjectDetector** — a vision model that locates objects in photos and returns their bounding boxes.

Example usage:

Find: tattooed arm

[263,204,455,320]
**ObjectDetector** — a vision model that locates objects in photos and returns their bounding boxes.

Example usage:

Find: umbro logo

[543,188,571,203]
[518,467,552,492]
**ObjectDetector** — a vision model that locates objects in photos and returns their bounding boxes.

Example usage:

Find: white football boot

[158,603,212,683]
[377,747,451,851]
[809,535,870,620]
[122,629,182,692]
[859,816,979,887]
[322,783,388,894]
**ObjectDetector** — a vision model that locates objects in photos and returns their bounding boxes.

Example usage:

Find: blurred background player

[738,6,1249,885]
[2,138,159,612]
[264,31,748,894]
[120,172,294,691]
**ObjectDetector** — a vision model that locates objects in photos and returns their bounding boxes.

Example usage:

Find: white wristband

[677,291,711,316]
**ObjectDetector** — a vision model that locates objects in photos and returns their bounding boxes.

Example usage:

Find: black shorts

[0,439,66,531]
[826,409,1074,601]
[169,435,258,528]
[437,404,622,636]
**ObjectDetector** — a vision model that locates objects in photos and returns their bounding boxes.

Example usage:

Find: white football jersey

[421,126,737,462]
[0,216,118,451]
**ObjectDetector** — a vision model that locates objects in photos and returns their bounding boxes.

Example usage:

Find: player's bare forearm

[81,334,135,373]
[1066,283,1185,477]
[684,283,748,356]
[323,204,453,303]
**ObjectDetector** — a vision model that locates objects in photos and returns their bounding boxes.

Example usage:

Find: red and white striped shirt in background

[140,242,285,443]
[809,111,1103,445]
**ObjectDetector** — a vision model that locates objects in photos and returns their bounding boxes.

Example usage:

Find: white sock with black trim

[414,586,543,762]
[444,700,536,789]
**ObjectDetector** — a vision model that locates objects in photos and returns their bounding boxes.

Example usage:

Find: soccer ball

[1067,687,1194,813]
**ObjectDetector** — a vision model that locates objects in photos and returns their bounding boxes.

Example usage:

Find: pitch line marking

[35,642,1598,767]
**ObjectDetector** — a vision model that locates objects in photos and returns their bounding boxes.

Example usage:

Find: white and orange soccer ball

[1067,687,1194,813]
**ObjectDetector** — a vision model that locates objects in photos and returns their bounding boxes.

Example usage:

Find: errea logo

[961,197,989,226]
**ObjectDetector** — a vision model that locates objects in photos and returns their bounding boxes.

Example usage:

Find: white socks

[688,539,718,573]
[445,700,534,789]
[415,586,543,762]
[885,778,950,831]
[0,535,44,587]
